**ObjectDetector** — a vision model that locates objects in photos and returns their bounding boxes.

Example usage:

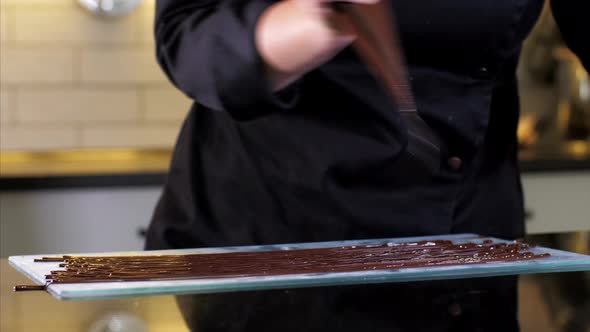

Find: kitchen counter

[0,149,171,190]
[0,141,589,191]
[519,139,590,172]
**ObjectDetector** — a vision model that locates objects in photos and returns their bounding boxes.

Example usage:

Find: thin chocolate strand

[13,240,550,292]
[14,285,46,291]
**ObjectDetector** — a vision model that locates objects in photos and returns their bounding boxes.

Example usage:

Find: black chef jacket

[144,0,589,331]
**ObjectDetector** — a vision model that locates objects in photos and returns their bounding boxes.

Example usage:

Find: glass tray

[9,233,590,301]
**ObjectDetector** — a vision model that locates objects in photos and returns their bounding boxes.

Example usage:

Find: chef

[144,0,589,331]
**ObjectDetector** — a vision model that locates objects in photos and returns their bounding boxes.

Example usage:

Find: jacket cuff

[214,0,300,121]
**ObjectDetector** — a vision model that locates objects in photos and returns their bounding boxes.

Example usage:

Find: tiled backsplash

[0,0,192,151]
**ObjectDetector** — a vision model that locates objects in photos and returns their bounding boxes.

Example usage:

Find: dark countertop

[520,157,590,173]
[518,138,590,173]
[0,142,589,191]
[0,149,171,191]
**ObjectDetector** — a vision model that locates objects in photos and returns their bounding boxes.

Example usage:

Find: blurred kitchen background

[0,0,190,152]
[0,1,588,332]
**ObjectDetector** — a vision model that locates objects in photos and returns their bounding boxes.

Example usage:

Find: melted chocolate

[13,285,46,291]
[14,239,550,291]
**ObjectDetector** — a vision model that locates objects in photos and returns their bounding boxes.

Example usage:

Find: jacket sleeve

[550,0,590,72]
[154,0,300,121]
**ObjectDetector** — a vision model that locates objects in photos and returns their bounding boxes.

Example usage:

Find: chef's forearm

[255,0,355,91]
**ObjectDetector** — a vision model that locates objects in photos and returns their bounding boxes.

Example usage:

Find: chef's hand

[256,0,378,90]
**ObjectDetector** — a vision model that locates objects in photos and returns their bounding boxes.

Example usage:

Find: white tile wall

[81,125,180,148]
[0,127,79,150]
[1,49,76,84]
[143,87,192,122]
[14,8,141,45]
[0,0,189,151]
[0,8,10,41]
[17,88,140,124]
[81,48,168,84]
[0,0,73,6]
[0,89,15,125]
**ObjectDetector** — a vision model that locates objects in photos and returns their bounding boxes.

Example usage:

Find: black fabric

[550,1,590,71]
[145,0,588,330]
[175,276,519,332]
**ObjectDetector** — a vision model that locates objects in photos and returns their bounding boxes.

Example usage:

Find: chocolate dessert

[15,239,550,292]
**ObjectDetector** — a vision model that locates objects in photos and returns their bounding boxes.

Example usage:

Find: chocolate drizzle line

[14,239,550,292]
[13,285,47,291]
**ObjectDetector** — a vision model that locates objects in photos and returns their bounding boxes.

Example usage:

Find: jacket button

[447,157,462,171]
[473,66,491,79]
[448,303,462,317]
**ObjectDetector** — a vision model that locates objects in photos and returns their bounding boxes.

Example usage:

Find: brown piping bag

[333,1,443,172]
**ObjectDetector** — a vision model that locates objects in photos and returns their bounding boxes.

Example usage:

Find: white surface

[522,171,590,234]
[0,188,161,257]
